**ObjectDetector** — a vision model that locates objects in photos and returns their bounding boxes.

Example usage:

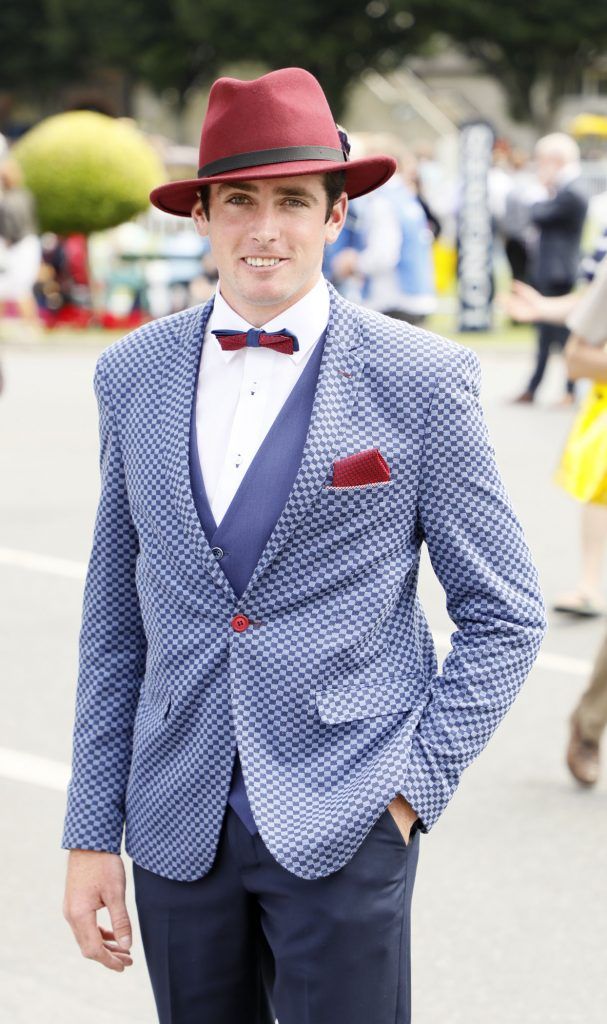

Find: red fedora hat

[150,67,396,217]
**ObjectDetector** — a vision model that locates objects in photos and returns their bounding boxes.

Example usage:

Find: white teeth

[244,257,282,267]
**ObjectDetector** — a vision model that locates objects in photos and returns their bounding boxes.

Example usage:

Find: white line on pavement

[0,546,86,580]
[529,650,594,676]
[0,747,70,791]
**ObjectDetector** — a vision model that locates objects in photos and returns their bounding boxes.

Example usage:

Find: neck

[218,273,322,327]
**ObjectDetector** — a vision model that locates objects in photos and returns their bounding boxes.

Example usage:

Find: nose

[251,203,280,246]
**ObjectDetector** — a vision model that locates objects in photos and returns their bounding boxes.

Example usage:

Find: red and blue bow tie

[212,327,299,356]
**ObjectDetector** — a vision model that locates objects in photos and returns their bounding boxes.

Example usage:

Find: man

[513,132,587,406]
[61,68,546,1024]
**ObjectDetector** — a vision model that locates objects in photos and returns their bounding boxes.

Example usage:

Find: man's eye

[284,199,305,207]
[227,195,251,204]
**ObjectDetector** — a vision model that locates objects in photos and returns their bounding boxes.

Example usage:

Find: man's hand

[499,280,546,323]
[387,793,419,846]
[63,850,134,972]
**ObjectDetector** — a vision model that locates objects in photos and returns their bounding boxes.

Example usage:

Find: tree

[12,110,165,233]
[161,0,431,116]
[0,0,431,120]
[405,0,607,128]
[2,0,606,132]
[0,0,146,115]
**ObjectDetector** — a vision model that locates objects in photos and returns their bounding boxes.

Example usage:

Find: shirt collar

[207,275,330,365]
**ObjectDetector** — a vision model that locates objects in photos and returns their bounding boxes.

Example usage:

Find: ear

[324,192,348,245]
[192,197,209,238]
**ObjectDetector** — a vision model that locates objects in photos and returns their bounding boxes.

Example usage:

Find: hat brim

[149,155,396,216]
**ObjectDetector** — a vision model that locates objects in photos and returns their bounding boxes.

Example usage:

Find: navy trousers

[527,282,575,397]
[133,804,420,1024]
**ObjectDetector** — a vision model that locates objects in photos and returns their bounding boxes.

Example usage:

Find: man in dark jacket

[514,133,587,405]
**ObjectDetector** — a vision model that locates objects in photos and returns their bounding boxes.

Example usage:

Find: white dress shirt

[195,274,330,527]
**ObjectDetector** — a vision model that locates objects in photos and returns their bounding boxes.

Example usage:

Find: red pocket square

[331,448,391,487]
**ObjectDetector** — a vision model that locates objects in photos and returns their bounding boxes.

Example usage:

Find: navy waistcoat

[189,327,328,834]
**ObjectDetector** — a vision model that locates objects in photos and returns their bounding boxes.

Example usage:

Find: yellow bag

[555,383,607,504]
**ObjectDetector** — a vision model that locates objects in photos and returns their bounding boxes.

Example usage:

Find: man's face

[534,148,563,189]
[192,174,347,325]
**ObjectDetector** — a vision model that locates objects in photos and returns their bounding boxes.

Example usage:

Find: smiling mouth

[242,256,286,268]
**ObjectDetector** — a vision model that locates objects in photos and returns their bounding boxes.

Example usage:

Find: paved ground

[1,332,606,1023]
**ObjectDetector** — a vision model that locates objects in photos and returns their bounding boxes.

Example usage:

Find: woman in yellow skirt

[505,256,607,616]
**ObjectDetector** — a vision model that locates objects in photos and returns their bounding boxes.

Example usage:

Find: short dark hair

[197,170,347,222]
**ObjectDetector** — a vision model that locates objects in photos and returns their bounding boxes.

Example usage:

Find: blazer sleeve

[399,347,547,830]
[61,355,147,853]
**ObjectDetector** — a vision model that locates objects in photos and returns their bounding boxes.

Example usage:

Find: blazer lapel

[161,298,238,602]
[239,284,365,601]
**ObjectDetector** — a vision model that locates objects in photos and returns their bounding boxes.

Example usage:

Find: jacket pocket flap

[315,673,417,724]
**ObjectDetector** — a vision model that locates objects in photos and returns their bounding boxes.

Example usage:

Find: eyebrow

[216,181,319,203]
[275,185,319,203]
[217,181,257,194]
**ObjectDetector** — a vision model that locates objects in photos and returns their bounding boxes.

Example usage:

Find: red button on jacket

[231,614,250,632]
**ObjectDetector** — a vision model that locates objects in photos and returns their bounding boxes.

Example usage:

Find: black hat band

[198,145,346,178]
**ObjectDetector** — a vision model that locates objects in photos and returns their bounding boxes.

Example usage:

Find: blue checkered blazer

[61,284,546,880]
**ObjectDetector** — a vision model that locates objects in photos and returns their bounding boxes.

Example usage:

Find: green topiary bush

[12,111,166,234]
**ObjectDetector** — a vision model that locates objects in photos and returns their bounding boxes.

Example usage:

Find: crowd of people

[0,129,444,331]
[0,156,41,331]
[1,122,604,348]
[504,133,589,406]
[323,132,440,323]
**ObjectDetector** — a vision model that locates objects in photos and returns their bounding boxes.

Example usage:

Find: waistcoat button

[231,614,250,632]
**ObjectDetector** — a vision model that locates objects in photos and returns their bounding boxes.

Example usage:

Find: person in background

[413,139,454,238]
[505,247,607,618]
[323,133,367,303]
[567,620,607,787]
[512,134,587,406]
[561,277,607,782]
[506,259,607,784]
[0,157,41,331]
[488,140,514,238]
[579,219,607,283]
[0,136,6,389]
[411,161,441,242]
[332,133,436,325]
[188,238,219,305]
[501,149,545,285]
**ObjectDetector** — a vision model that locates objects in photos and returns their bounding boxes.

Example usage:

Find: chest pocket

[314,478,395,520]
